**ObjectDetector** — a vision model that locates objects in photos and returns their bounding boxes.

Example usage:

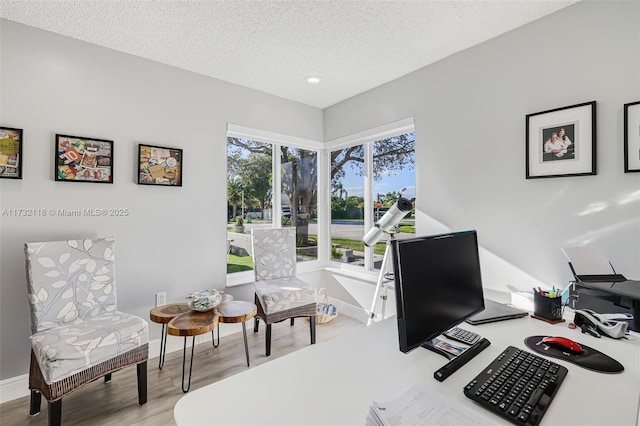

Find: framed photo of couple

[624,101,640,173]
[525,101,596,179]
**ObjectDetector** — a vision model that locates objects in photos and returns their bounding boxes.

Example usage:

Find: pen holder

[532,292,564,324]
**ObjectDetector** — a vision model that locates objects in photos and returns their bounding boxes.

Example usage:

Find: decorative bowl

[186,289,222,312]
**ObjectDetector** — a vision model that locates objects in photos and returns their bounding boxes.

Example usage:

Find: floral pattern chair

[24,237,148,426]
[251,228,317,356]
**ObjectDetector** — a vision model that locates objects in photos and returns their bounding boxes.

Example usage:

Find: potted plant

[234,215,245,233]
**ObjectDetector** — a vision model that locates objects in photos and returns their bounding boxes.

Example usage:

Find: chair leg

[265,323,272,357]
[104,373,112,383]
[48,399,62,426]
[29,390,41,415]
[290,318,295,326]
[254,317,259,333]
[310,315,316,345]
[137,361,148,405]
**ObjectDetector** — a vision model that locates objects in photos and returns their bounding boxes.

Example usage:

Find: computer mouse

[541,336,584,354]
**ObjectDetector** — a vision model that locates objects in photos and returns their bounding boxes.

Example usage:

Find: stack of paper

[366,384,493,426]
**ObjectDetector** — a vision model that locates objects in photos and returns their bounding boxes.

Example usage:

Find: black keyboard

[444,326,481,345]
[463,346,567,426]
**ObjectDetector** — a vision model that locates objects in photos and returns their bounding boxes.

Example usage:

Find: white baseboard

[327,296,368,324]
[0,373,29,404]
[0,304,366,404]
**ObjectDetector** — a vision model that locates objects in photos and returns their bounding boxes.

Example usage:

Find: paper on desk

[561,246,614,276]
[366,384,494,426]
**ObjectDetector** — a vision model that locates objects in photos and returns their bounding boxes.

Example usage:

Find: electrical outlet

[155,292,167,307]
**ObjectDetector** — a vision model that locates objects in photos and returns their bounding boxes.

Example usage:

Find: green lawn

[330,237,386,255]
[227,254,253,273]
[399,224,415,233]
[227,228,415,271]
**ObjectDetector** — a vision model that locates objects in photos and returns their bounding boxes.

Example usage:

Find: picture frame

[526,101,596,179]
[0,126,23,179]
[137,143,183,186]
[624,101,640,173]
[55,134,113,183]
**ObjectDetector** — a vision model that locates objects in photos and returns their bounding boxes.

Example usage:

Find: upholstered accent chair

[24,237,148,426]
[251,228,317,356]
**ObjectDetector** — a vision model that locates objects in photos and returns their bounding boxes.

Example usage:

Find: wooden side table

[149,303,190,370]
[168,309,220,393]
[217,301,258,367]
[149,294,233,370]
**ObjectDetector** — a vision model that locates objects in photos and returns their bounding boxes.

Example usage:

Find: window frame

[325,117,415,275]
[226,124,325,287]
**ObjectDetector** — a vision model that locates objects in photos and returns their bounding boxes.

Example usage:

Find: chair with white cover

[24,237,148,426]
[251,228,317,356]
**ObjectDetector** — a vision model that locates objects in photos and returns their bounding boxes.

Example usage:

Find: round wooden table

[149,295,253,393]
[216,301,258,367]
[149,295,234,371]
[149,303,190,369]
[167,308,219,393]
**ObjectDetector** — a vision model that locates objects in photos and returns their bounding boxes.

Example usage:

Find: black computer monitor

[391,230,485,353]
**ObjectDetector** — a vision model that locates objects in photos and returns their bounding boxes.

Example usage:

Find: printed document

[367,384,494,426]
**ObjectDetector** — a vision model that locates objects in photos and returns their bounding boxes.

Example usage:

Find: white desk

[175,311,640,425]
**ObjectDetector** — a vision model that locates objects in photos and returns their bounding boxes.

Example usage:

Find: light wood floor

[0,315,364,426]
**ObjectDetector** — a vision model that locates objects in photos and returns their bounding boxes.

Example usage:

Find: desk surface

[175,310,640,425]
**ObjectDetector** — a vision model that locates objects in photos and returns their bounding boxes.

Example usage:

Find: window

[329,144,365,264]
[281,147,318,262]
[329,128,415,272]
[227,138,273,274]
[226,134,319,275]
[371,133,415,270]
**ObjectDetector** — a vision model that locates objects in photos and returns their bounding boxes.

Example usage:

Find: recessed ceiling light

[305,75,321,84]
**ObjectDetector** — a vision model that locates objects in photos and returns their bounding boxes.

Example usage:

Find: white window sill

[225,259,324,288]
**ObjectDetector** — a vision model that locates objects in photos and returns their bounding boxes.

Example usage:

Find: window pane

[330,145,365,265]
[281,147,318,262]
[227,137,273,274]
[372,132,416,270]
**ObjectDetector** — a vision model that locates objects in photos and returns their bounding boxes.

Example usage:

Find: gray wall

[0,20,323,380]
[325,0,640,289]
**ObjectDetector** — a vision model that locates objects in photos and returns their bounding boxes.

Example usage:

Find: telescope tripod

[367,234,396,326]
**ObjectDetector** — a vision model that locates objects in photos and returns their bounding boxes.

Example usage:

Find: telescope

[363,197,414,247]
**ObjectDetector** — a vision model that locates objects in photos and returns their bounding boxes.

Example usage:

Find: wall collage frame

[0,130,185,185]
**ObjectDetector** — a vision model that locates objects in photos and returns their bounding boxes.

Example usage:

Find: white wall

[324,1,640,297]
[0,20,323,381]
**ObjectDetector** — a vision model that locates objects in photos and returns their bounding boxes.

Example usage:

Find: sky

[343,168,415,201]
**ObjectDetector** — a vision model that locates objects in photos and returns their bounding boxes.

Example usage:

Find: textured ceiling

[0,0,579,108]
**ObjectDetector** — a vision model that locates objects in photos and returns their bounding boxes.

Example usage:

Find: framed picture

[624,101,640,173]
[137,144,183,186]
[0,127,23,179]
[526,101,596,179]
[55,134,113,183]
